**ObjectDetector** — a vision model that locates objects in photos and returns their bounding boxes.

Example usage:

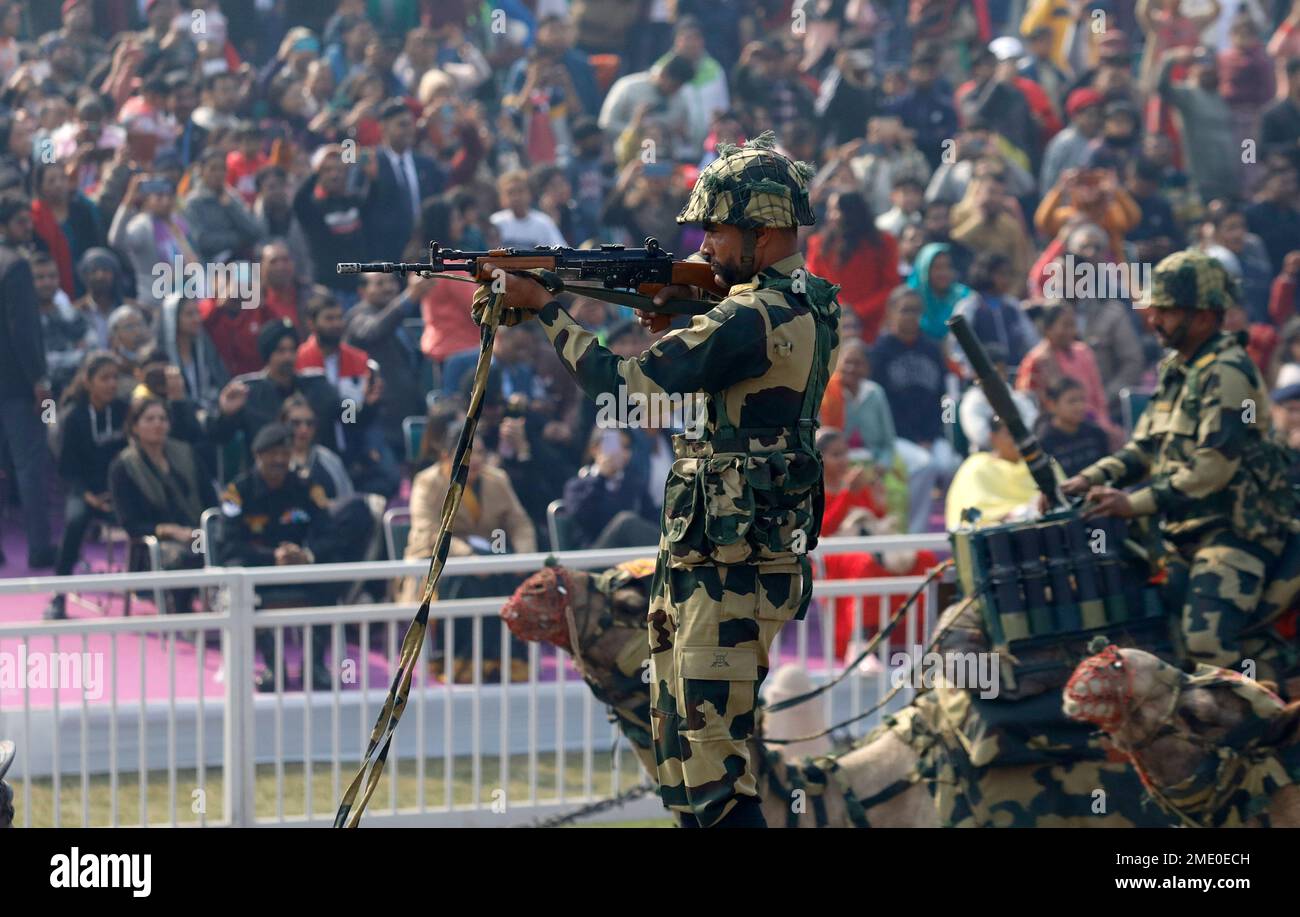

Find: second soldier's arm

[1076,410,1159,492]
[1123,362,1253,517]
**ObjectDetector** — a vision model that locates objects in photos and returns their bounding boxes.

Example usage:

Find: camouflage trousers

[647,552,807,827]
[1164,529,1283,679]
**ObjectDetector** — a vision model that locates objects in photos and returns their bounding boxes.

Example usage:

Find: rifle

[948,314,1067,511]
[338,237,726,320]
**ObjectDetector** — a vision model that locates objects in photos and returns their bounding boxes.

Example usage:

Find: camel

[502,562,1177,827]
[1064,645,1300,827]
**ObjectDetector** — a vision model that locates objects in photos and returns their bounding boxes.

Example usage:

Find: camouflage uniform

[1076,252,1297,677]
[531,134,841,826]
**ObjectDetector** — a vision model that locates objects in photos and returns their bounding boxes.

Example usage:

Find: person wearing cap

[371,98,442,263]
[1157,45,1241,205]
[216,421,373,690]
[1063,250,1297,680]
[1083,100,1142,176]
[72,246,132,349]
[215,317,368,464]
[1040,87,1105,193]
[1271,383,1300,458]
[956,43,1038,168]
[473,131,841,828]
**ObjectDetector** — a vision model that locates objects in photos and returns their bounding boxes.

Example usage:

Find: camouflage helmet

[1138,250,1240,312]
[677,131,816,230]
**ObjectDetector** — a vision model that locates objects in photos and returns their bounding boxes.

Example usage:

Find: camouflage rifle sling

[333,290,505,829]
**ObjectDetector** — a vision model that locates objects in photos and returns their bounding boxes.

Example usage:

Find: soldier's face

[1149,307,1202,349]
[699,223,747,287]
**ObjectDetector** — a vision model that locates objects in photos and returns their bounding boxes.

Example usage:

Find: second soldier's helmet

[677,130,817,230]
[1139,249,1240,312]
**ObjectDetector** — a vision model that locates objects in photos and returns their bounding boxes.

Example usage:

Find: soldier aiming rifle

[468,132,843,828]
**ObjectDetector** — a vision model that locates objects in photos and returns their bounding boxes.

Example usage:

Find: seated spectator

[1036,376,1112,478]
[404,424,536,683]
[281,394,354,503]
[442,322,536,399]
[32,251,95,396]
[945,413,1045,530]
[296,288,370,406]
[292,143,379,304]
[876,176,925,240]
[1125,157,1184,266]
[1274,317,1300,390]
[817,428,887,536]
[29,159,103,297]
[108,396,213,614]
[157,295,228,414]
[182,148,265,261]
[106,304,152,395]
[1201,199,1273,324]
[216,422,373,691]
[1016,302,1122,447]
[951,252,1039,376]
[45,351,129,619]
[871,286,960,532]
[908,242,970,341]
[128,343,218,460]
[107,173,197,311]
[1270,251,1300,327]
[200,263,280,377]
[343,272,431,458]
[1247,164,1300,276]
[225,123,268,207]
[805,190,899,345]
[561,428,658,549]
[220,319,390,495]
[488,168,566,249]
[820,337,911,526]
[252,169,314,284]
[1272,383,1300,459]
[1034,167,1140,260]
[73,247,134,349]
[949,174,1032,298]
[257,240,313,331]
[417,193,480,371]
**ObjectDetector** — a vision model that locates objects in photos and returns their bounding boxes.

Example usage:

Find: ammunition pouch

[663,433,822,568]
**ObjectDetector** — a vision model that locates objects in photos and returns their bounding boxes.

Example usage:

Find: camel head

[1065,645,1300,825]
[500,564,575,652]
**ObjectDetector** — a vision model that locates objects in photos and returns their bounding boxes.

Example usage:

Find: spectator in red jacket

[806,190,900,344]
[295,288,372,408]
[199,263,273,377]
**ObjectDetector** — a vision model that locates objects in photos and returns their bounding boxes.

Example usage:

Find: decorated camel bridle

[1065,645,1269,828]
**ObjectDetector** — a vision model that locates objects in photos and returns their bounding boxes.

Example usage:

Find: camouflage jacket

[1078,331,1292,543]
[536,252,841,569]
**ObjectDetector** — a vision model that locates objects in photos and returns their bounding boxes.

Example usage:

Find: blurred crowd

[3,0,1300,678]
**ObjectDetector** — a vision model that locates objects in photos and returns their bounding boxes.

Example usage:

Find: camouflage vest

[1172,334,1299,538]
[661,267,840,591]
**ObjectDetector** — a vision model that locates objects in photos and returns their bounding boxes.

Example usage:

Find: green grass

[13,751,669,827]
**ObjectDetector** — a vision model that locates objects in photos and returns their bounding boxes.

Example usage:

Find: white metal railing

[0,534,950,827]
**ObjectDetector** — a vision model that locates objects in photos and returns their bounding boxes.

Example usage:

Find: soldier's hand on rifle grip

[642,283,699,333]
[1060,475,1090,498]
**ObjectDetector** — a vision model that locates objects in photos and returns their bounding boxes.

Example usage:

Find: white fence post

[223,570,258,827]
